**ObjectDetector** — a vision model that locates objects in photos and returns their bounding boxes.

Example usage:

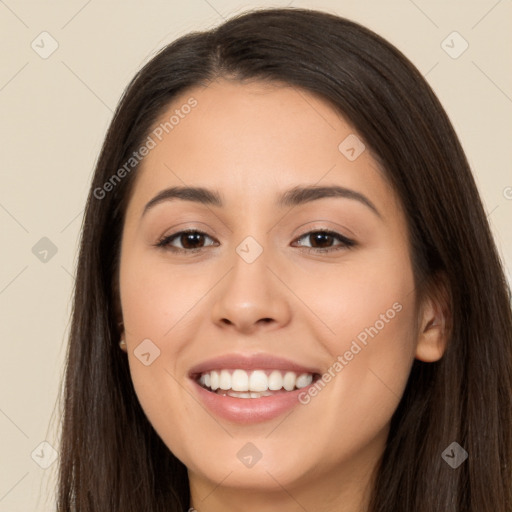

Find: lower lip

[191,379,314,424]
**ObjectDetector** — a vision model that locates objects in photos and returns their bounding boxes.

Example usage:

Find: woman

[57,7,512,511]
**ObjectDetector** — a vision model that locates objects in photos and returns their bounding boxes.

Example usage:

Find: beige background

[0,0,510,510]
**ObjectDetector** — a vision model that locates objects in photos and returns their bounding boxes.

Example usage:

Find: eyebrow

[142,185,381,218]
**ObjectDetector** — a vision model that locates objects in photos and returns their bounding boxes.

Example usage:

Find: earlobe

[118,320,127,352]
[414,274,451,363]
[415,314,447,362]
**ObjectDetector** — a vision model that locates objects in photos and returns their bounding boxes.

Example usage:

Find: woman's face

[119,80,436,507]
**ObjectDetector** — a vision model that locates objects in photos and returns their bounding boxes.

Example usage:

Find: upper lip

[188,353,321,377]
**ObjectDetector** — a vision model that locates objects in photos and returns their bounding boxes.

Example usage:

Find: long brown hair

[57,8,512,511]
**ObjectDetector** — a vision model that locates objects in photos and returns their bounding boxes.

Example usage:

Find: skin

[118,79,448,512]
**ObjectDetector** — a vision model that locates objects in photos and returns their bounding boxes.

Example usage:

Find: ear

[415,273,451,363]
[114,282,127,352]
[118,320,127,352]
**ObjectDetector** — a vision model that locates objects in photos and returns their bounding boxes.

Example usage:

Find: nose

[210,246,292,335]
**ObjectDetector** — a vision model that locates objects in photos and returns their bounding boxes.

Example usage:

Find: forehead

[127,79,399,216]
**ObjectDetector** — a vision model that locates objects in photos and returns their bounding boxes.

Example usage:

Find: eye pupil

[311,233,332,248]
[182,232,204,249]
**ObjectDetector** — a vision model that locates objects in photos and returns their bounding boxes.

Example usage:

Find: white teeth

[219,369,231,390]
[296,373,313,388]
[229,391,251,398]
[199,373,211,387]
[268,370,283,390]
[251,391,272,398]
[220,390,274,398]
[249,370,268,392]
[283,371,296,391]
[210,370,219,390]
[198,369,315,394]
[231,369,249,391]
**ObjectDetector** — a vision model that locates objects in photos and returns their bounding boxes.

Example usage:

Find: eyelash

[154,228,356,254]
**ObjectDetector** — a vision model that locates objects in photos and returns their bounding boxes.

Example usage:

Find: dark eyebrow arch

[143,186,223,216]
[278,185,381,217]
[142,185,381,218]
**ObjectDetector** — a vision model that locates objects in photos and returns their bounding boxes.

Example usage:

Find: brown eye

[156,230,217,252]
[293,230,355,252]
[155,228,355,255]
[179,232,206,249]
[308,232,335,248]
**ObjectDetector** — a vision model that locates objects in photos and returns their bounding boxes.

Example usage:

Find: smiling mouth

[194,369,321,399]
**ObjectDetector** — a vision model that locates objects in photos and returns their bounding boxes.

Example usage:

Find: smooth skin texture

[118,80,448,512]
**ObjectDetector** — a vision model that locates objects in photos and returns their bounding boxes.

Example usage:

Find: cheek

[119,251,221,458]
[119,251,212,344]
[295,246,417,429]
[119,255,196,464]
[326,268,415,363]
[284,269,417,475]
[119,252,192,401]
[328,296,417,413]
[288,242,416,360]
